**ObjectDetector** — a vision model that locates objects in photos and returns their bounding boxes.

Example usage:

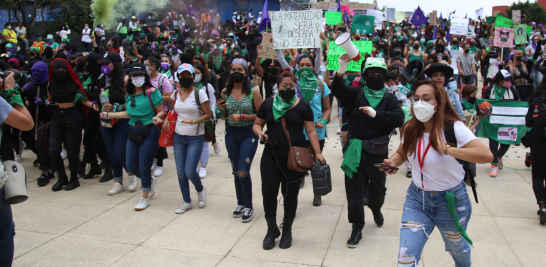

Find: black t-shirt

[261,72,277,98]
[257,97,314,148]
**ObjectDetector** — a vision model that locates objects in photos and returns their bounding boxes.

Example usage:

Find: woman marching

[100,63,164,210]
[253,70,326,250]
[382,79,492,266]
[216,57,263,222]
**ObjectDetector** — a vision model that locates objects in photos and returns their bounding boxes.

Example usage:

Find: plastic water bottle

[99,89,109,106]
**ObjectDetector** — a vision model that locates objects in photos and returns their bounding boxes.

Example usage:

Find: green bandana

[272,94,296,122]
[285,55,292,63]
[363,86,386,109]
[195,46,201,54]
[201,52,211,62]
[82,76,92,89]
[295,68,317,103]
[193,81,203,89]
[1,88,24,107]
[345,75,357,87]
[462,99,475,112]
[212,55,222,70]
[445,192,473,247]
[494,84,507,100]
[340,139,362,179]
[241,49,247,56]
[225,47,232,55]
[451,45,459,50]
[469,47,477,54]
[161,69,172,77]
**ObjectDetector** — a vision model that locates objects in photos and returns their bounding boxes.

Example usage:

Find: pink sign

[494,27,514,48]
[341,5,350,15]
[349,9,355,16]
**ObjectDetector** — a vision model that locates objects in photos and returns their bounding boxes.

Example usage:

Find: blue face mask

[295,65,299,71]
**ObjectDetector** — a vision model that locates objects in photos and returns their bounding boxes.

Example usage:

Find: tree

[0,0,49,37]
[45,0,93,37]
[504,0,546,25]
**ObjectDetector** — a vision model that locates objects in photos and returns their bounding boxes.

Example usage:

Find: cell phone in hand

[374,163,399,171]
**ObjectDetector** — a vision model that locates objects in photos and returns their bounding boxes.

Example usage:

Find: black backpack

[444,123,478,204]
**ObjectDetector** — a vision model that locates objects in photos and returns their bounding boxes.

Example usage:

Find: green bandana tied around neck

[225,47,232,55]
[285,54,292,63]
[213,55,222,70]
[445,192,473,247]
[82,76,92,89]
[272,94,296,122]
[341,139,362,179]
[241,49,247,56]
[494,84,507,100]
[451,45,459,50]
[469,47,477,54]
[193,81,203,89]
[195,46,201,54]
[201,52,210,62]
[363,86,386,109]
[1,88,24,107]
[161,69,171,77]
[462,99,475,112]
[295,68,317,103]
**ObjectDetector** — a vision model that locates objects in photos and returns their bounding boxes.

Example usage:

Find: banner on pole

[271,10,323,49]
[258,33,275,58]
[494,27,514,48]
[450,18,469,35]
[476,100,531,144]
[514,24,528,45]
[430,11,437,26]
[386,8,396,22]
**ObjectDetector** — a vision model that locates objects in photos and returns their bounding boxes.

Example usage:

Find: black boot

[279,217,294,249]
[99,164,114,183]
[64,173,80,191]
[263,217,281,250]
[83,164,102,179]
[372,209,384,227]
[36,172,51,187]
[52,170,68,191]
[77,162,87,177]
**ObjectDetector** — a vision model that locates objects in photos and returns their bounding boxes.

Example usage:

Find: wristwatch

[445,144,451,155]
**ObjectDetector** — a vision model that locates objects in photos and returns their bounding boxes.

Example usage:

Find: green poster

[326,40,373,71]
[486,16,496,25]
[513,24,527,45]
[528,25,533,36]
[325,11,342,25]
[351,15,375,35]
[476,99,531,145]
[494,16,515,28]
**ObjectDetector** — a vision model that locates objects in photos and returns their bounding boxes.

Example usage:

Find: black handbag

[311,161,332,196]
[128,125,154,144]
[362,135,390,155]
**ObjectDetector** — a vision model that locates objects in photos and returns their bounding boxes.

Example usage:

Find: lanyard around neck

[417,137,431,189]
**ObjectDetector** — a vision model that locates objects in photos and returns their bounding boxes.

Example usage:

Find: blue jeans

[399,182,472,267]
[173,134,204,203]
[100,119,130,181]
[0,188,14,266]
[126,125,160,191]
[225,125,258,208]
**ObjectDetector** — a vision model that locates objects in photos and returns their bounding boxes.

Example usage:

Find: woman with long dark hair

[47,58,94,191]
[100,63,164,210]
[382,80,492,266]
[217,57,263,222]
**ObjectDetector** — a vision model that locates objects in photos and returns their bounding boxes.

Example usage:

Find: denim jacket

[445,87,466,122]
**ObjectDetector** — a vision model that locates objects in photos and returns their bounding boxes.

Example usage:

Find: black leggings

[489,139,510,164]
[260,146,303,219]
[155,146,168,167]
[531,134,546,204]
[49,107,82,174]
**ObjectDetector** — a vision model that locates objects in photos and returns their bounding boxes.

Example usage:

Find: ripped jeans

[225,125,258,209]
[398,182,472,267]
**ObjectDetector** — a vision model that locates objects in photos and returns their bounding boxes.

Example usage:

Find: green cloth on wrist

[340,139,362,179]
[272,94,296,122]
[445,192,473,247]
[319,118,328,125]
[485,47,491,53]
[215,105,225,116]
[1,88,24,107]
[74,92,87,104]
[363,86,386,109]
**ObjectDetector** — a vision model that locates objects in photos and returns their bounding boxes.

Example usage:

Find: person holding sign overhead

[333,56,404,248]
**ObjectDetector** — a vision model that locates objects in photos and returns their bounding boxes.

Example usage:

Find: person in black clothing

[525,82,546,224]
[246,29,259,62]
[254,70,326,250]
[333,56,404,248]
[255,57,282,99]
[208,48,227,91]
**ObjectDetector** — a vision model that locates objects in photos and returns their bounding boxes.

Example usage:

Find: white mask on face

[146,66,153,76]
[413,100,437,122]
[131,76,145,87]
[387,84,398,93]
[194,74,202,83]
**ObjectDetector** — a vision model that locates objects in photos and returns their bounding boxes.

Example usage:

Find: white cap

[234,12,237,15]
[259,12,262,14]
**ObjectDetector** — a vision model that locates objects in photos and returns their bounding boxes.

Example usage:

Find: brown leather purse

[280,117,316,172]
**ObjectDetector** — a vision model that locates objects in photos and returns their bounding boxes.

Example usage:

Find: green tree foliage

[505,0,546,24]
[44,0,93,37]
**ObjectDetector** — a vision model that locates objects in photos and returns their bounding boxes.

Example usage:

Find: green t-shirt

[46,42,59,49]
[125,89,163,126]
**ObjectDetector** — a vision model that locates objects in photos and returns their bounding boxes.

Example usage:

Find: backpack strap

[194,88,202,135]
[444,122,479,203]
[158,74,165,93]
[147,88,158,116]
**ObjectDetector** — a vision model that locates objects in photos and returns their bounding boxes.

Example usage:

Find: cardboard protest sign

[395,11,405,23]
[258,33,275,58]
[494,27,514,48]
[351,15,375,34]
[513,24,527,45]
[271,10,323,49]
[512,10,521,24]
[450,18,469,35]
[494,16,515,28]
[430,11,437,26]
[476,99,531,145]
[325,11,342,25]
[326,40,373,71]
[386,8,396,22]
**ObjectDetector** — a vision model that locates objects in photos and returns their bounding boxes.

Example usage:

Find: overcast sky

[354,0,519,19]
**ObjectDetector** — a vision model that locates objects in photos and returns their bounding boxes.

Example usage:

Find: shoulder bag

[280,116,316,172]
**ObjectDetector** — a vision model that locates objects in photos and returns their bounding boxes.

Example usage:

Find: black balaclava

[363,69,385,90]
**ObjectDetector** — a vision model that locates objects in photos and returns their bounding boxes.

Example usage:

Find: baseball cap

[495,69,513,81]
[177,63,195,75]
[98,52,122,65]
[46,34,53,39]
[128,63,147,75]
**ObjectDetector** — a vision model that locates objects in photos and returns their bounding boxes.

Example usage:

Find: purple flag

[337,0,341,12]
[186,4,200,21]
[410,6,427,27]
[259,0,270,32]
[440,12,443,19]
[465,13,467,19]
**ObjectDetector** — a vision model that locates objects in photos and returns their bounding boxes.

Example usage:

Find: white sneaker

[108,182,125,195]
[149,176,157,198]
[213,142,221,154]
[337,128,341,134]
[198,186,207,208]
[14,154,22,163]
[61,150,67,160]
[151,158,157,171]
[199,168,207,179]
[175,202,193,214]
[134,197,150,211]
[153,166,164,177]
[128,176,138,192]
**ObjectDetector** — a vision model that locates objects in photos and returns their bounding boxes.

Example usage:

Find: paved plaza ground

[10,101,546,267]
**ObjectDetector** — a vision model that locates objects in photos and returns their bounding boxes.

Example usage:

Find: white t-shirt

[81,28,91,43]
[171,89,209,136]
[404,121,477,191]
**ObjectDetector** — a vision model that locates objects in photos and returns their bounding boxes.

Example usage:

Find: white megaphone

[335,32,361,61]
[2,161,28,204]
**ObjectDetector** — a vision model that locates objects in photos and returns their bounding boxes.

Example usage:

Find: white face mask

[146,66,153,76]
[413,100,437,122]
[194,74,202,83]
[387,84,398,93]
[131,76,145,87]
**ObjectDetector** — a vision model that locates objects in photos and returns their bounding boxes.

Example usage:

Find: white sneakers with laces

[128,176,138,192]
[153,166,163,177]
[175,202,193,214]
[135,197,150,211]
[199,168,207,179]
[198,186,207,207]
[108,182,125,195]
